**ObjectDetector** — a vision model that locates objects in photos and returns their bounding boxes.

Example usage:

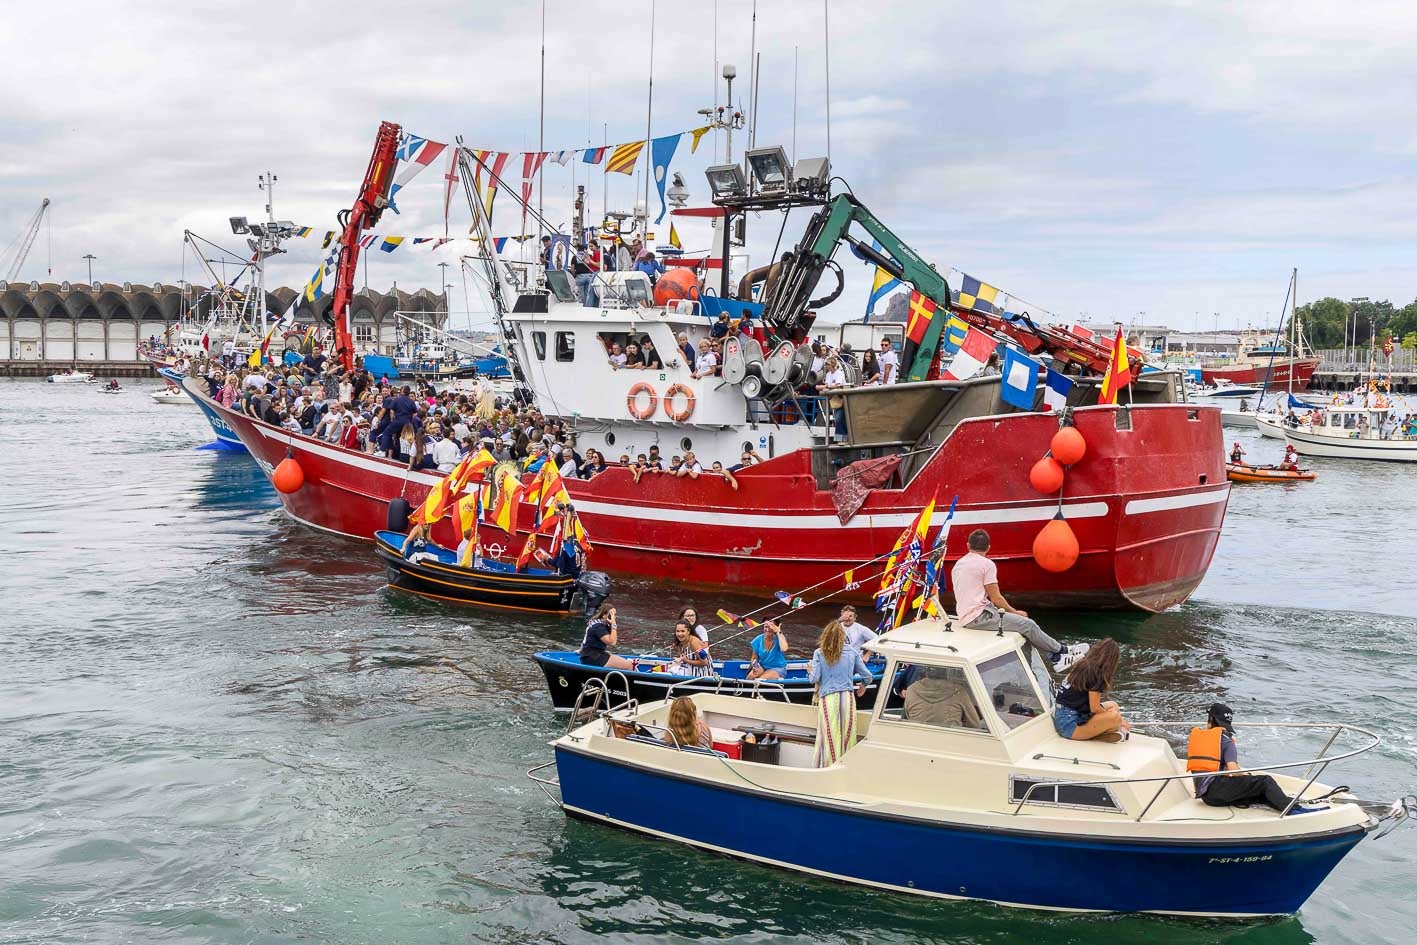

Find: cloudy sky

[4,0,1417,331]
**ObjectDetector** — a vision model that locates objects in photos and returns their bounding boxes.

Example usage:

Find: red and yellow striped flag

[606,140,645,175]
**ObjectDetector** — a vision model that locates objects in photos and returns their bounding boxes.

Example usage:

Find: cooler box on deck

[712,738,743,759]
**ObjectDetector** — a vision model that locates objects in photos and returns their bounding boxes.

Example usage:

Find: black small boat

[532,650,887,711]
[374,530,611,613]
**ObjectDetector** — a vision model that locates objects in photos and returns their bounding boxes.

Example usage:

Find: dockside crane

[2,198,50,281]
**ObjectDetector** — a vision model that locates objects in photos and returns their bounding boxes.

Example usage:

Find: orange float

[627,382,658,420]
[652,268,700,307]
[1033,514,1080,573]
[273,456,305,493]
[1028,456,1065,494]
[662,383,696,422]
[1050,426,1087,465]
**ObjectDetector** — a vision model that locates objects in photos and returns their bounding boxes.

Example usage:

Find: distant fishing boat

[1255,405,1417,462]
[530,618,1414,916]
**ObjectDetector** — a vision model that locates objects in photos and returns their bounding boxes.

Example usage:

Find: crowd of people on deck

[181,346,764,486]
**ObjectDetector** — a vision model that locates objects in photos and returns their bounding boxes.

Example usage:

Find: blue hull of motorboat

[553,745,1364,916]
[166,371,248,453]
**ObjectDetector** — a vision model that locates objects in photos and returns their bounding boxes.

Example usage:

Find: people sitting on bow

[666,620,712,677]
[1188,702,1322,815]
[662,695,713,750]
[1052,638,1131,743]
[746,619,789,680]
[401,522,433,558]
[578,604,636,670]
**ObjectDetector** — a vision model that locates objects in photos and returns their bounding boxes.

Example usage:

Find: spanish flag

[606,140,645,175]
[1099,326,1131,405]
[490,468,526,535]
[451,448,497,495]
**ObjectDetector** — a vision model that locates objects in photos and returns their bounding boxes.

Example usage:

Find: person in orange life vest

[1189,703,1322,814]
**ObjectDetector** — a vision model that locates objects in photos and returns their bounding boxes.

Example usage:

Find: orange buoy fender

[1033,514,1080,573]
[652,267,701,307]
[663,383,696,422]
[1050,426,1087,465]
[627,382,658,420]
[273,456,305,493]
[1028,456,1065,494]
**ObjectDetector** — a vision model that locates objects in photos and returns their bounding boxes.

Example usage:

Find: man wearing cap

[1188,703,1318,814]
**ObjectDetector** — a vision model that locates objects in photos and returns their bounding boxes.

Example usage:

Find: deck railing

[1010,721,1382,822]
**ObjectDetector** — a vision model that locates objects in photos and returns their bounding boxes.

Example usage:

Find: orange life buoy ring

[627,382,658,419]
[663,383,696,422]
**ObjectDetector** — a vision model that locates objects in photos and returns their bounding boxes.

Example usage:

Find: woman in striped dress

[808,620,871,767]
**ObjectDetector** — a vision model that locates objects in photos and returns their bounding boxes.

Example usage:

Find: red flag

[941,328,997,381]
[905,291,937,345]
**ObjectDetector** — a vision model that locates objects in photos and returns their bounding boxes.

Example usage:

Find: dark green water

[2,379,1414,945]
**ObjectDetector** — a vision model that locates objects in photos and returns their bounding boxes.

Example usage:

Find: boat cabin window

[555,331,575,362]
[977,653,1047,730]
[1009,776,1121,812]
[879,663,988,733]
[531,331,547,361]
[546,269,578,303]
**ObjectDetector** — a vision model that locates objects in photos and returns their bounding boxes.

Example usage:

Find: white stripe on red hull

[208,382,1229,612]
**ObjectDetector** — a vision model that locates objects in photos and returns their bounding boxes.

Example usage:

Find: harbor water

[2,378,1415,945]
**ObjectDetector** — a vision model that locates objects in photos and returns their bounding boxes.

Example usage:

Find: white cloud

[4,0,1417,331]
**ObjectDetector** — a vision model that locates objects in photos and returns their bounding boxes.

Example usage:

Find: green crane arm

[761,194,950,381]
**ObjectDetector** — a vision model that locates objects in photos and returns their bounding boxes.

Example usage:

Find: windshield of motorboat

[877,663,990,734]
[977,652,1048,730]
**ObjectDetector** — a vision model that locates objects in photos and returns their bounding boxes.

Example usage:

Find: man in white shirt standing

[221,338,236,367]
[878,337,900,385]
[430,425,461,473]
[950,529,1089,672]
[839,605,877,654]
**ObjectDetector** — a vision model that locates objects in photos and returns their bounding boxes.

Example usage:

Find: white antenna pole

[537,0,546,243]
[643,0,656,232]
[748,0,757,160]
[713,0,720,162]
[824,0,832,162]
[792,45,799,161]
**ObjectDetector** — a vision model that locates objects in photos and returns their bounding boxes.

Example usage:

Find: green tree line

[1294,297,1417,349]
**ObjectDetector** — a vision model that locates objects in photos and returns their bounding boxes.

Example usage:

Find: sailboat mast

[642,0,656,235]
[537,0,546,244]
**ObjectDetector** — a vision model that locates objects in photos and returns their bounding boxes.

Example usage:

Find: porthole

[680,437,692,451]
[605,432,616,446]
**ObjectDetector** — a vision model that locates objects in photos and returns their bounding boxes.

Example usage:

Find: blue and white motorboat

[531,619,1412,916]
[167,369,247,452]
[533,649,887,711]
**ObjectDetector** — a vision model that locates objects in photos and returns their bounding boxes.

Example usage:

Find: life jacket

[1186,726,1224,773]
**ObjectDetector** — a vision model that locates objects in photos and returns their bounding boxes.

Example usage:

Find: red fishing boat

[210,120,1229,613]
[1200,330,1320,391]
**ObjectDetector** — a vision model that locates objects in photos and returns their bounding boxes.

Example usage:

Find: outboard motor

[575,571,613,616]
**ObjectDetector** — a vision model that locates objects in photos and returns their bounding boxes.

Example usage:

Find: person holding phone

[578,604,635,670]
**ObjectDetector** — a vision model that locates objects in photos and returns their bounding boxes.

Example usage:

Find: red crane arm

[331,121,402,371]
[951,304,1143,377]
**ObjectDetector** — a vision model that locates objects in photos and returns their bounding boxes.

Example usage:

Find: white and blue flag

[1044,368,1075,412]
[1001,347,1042,410]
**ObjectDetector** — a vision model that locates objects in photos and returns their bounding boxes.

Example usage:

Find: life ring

[627,382,658,419]
[663,383,696,422]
